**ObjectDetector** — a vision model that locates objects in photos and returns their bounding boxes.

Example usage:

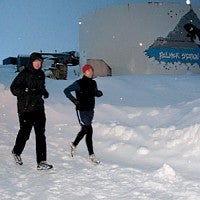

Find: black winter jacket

[64,75,103,111]
[10,67,48,113]
[75,76,103,111]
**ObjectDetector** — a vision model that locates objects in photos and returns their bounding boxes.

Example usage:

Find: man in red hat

[64,64,103,164]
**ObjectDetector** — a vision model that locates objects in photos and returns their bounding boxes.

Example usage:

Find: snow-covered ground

[1,65,200,199]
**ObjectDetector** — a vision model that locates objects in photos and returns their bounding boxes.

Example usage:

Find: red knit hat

[82,64,94,73]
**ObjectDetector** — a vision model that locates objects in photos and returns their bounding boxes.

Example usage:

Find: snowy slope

[1,65,200,199]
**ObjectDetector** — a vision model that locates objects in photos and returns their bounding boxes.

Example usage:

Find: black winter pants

[73,125,94,155]
[13,110,47,164]
[73,110,94,155]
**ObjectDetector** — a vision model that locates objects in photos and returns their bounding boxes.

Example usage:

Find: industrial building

[79,2,200,75]
[2,51,79,79]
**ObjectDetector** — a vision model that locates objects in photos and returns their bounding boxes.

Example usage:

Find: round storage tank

[79,2,200,75]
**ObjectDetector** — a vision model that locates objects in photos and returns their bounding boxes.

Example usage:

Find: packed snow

[1,65,200,199]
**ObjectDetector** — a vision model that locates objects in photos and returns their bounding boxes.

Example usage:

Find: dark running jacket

[10,67,48,113]
[64,75,103,111]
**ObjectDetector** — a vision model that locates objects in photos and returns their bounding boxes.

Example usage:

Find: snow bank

[1,66,200,199]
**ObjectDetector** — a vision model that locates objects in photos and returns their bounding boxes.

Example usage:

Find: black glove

[95,90,103,97]
[42,90,49,99]
[70,96,80,110]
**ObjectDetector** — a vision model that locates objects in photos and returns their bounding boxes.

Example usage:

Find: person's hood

[29,52,43,63]
[28,52,43,70]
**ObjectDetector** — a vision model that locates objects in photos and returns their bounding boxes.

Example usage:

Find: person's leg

[34,110,46,164]
[79,111,94,155]
[73,126,86,146]
[13,112,33,155]
[85,125,94,155]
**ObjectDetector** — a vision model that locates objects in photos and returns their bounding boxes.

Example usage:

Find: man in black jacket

[64,64,103,164]
[10,52,53,170]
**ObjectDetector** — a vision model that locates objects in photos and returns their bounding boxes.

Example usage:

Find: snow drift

[1,65,200,199]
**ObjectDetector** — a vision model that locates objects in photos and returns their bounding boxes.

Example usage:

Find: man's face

[32,59,42,70]
[84,68,94,78]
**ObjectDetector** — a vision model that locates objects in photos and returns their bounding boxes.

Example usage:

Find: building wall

[79,2,200,75]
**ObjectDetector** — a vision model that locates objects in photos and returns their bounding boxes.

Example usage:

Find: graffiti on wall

[145,9,200,70]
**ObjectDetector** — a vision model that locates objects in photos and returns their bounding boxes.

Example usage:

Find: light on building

[79,21,82,25]
[186,0,191,5]
[139,43,143,46]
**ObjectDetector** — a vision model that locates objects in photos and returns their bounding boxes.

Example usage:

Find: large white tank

[79,2,200,75]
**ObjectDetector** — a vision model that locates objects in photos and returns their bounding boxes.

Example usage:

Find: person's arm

[93,81,103,97]
[63,81,80,104]
[41,71,49,99]
[10,72,27,97]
